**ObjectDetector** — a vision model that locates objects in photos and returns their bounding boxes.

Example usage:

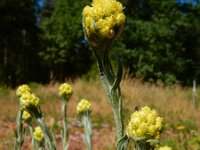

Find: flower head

[176,125,185,131]
[126,106,163,141]
[82,0,125,46]
[22,111,32,123]
[77,99,92,114]
[33,126,44,143]
[20,93,40,110]
[158,146,172,150]
[58,83,73,99]
[16,84,31,97]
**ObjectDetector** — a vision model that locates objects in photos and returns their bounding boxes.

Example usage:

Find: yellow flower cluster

[16,84,31,97]
[77,99,92,114]
[20,93,40,110]
[22,111,32,123]
[158,146,172,150]
[82,0,125,40]
[33,126,44,142]
[127,106,163,140]
[58,83,73,99]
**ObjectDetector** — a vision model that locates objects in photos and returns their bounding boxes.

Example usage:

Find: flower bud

[127,106,163,141]
[33,126,44,143]
[58,83,73,99]
[22,111,32,123]
[158,146,172,150]
[82,0,126,47]
[20,93,40,110]
[16,84,31,97]
[77,99,92,114]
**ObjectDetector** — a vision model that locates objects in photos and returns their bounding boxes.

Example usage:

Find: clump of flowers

[33,126,44,143]
[19,93,40,110]
[158,146,172,150]
[58,83,73,99]
[82,0,125,47]
[77,99,92,114]
[16,84,31,97]
[127,106,163,141]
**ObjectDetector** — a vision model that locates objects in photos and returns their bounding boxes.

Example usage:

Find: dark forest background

[0,0,200,87]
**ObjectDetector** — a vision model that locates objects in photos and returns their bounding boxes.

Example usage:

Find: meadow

[0,77,200,150]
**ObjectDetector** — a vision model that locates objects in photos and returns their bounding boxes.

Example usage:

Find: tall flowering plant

[82,0,126,142]
[15,84,32,150]
[15,84,57,150]
[58,83,73,150]
[77,99,92,150]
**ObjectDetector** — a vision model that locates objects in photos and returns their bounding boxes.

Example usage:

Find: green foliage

[0,0,45,87]
[119,0,200,85]
[40,0,93,81]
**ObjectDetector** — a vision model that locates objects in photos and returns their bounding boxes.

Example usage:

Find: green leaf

[117,135,130,150]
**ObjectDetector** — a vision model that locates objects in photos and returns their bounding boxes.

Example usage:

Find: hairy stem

[14,110,23,150]
[61,99,68,150]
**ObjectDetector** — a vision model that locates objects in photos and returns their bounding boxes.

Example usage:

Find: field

[0,77,200,150]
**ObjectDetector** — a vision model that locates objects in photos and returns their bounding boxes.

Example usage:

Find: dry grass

[0,77,200,149]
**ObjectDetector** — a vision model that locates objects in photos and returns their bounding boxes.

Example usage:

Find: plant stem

[14,110,23,150]
[28,124,36,150]
[110,88,123,141]
[82,111,92,150]
[97,53,124,141]
[36,117,57,150]
[61,99,68,150]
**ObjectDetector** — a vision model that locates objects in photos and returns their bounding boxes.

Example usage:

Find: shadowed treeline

[0,0,200,87]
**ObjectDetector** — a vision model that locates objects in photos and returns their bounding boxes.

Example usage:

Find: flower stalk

[33,112,57,150]
[58,83,73,150]
[27,124,36,150]
[82,111,92,150]
[61,98,69,150]
[77,99,92,150]
[14,110,24,150]
[33,126,45,150]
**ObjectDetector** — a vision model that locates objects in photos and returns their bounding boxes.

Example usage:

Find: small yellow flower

[20,93,40,110]
[126,106,163,140]
[22,111,32,123]
[77,99,92,114]
[158,146,172,150]
[33,126,44,142]
[82,0,126,45]
[176,125,185,131]
[58,83,73,99]
[16,84,31,97]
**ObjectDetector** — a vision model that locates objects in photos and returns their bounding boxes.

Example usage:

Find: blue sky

[38,0,199,7]
[177,0,200,5]
[38,0,45,8]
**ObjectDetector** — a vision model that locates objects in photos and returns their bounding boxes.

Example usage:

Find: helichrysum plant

[58,83,73,150]
[82,0,126,143]
[15,84,32,150]
[22,110,36,150]
[15,84,57,150]
[77,99,92,150]
[33,126,45,149]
